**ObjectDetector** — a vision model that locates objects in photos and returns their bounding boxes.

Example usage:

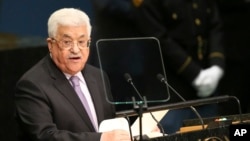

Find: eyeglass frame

[50,37,91,50]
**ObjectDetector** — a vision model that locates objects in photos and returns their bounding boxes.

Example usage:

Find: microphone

[124,73,166,137]
[156,73,205,130]
[124,73,132,83]
[124,73,143,100]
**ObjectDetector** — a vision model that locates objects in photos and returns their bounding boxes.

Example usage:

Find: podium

[145,113,250,141]
[148,126,230,141]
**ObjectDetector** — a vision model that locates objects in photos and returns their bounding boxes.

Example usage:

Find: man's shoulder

[18,56,48,81]
[85,64,101,72]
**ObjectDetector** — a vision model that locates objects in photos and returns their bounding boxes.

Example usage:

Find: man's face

[47,24,90,75]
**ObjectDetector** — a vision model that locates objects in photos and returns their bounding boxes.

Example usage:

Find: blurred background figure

[134,0,225,134]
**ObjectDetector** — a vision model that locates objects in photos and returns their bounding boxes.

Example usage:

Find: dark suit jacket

[14,54,115,141]
[135,0,225,101]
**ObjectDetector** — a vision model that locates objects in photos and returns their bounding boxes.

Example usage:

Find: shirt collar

[64,72,85,84]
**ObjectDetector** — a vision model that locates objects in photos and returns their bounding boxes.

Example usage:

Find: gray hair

[47,8,92,37]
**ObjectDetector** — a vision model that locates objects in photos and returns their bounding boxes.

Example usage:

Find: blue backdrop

[0,0,93,37]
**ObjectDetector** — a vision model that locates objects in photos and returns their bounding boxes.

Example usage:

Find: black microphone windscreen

[157,73,165,82]
[124,73,132,82]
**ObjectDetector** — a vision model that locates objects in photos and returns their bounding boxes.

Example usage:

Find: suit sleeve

[207,0,225,68]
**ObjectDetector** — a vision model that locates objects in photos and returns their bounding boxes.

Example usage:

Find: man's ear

[47,38,53,52]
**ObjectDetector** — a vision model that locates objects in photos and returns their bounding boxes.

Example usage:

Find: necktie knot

[70,76,80,87]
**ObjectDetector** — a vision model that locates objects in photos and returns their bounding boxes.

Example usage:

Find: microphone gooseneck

[157,73,205,130]
[124,73,166,137]
[124,73,143,100]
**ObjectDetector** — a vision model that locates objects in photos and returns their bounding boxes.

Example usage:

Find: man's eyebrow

[78,35,86,39]
[61,34,86,39]
[61,34,72,39]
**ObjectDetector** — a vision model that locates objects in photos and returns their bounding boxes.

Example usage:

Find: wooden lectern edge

[178,121,242,133]
[178,125,208,133]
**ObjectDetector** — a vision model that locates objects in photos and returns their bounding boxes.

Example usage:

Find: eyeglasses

[51,38,90,50]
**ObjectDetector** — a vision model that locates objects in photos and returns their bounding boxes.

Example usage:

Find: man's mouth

[69,56,81,60]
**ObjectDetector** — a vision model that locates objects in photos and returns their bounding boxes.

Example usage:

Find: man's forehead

[55,25,88,38]
[60,34,86,38]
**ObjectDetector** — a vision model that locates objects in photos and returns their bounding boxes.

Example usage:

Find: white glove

[193,65,224,98]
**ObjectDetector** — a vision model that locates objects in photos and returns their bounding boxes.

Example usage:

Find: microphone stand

[132,96,148,141]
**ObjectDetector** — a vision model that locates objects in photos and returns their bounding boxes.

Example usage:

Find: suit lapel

[83,67,105,125]
[45,55,95,131]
